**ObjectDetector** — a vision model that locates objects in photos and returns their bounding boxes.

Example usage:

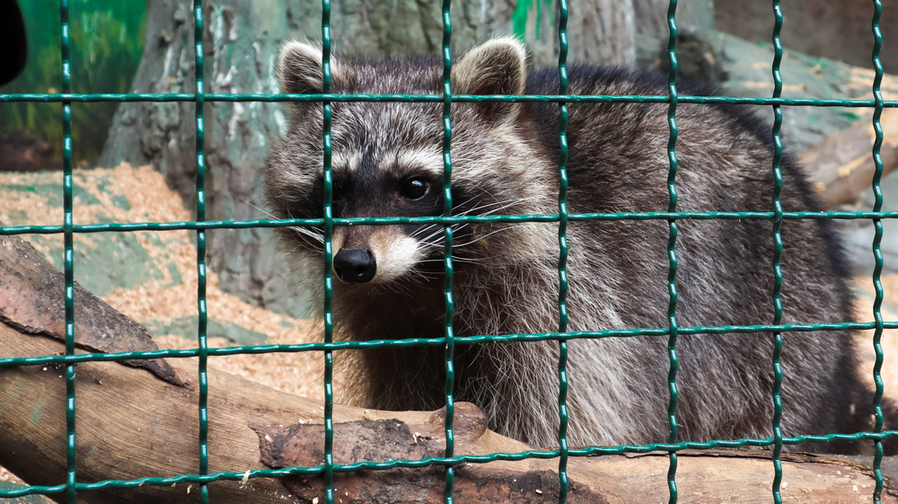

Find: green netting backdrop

[1,0,897,503]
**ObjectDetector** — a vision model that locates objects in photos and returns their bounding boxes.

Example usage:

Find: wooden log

[802,108,898,209]
[1,232,896,503]
[0,226,184,386]
[1,319,623,503]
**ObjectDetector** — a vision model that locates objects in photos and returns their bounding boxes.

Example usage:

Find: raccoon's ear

[276,40,341,95]
[452,37,527,124]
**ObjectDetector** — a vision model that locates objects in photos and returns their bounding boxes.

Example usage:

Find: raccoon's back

[512,65,859,447]
[523,67,809,212]
[521,64,852,320]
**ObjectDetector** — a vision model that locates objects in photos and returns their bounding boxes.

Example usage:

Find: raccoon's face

[265,38,539,286]
[321,145,448,285]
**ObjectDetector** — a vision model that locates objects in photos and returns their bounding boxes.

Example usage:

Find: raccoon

[265,38,883,452]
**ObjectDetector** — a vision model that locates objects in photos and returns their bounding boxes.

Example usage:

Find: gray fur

[265,38,880,452]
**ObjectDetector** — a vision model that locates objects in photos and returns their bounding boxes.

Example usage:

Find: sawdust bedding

[0,163,329,397]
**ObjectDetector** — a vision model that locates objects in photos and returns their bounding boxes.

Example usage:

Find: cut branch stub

[251,404,606,503]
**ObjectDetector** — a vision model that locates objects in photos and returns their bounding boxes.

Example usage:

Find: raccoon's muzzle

[333,247,377,284]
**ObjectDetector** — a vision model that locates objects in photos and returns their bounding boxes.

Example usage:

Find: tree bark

[96,0,636,319]
[633,0,715,37]
[715,0,898,75]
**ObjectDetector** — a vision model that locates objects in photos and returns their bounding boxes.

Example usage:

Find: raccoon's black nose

[333,248,377,284]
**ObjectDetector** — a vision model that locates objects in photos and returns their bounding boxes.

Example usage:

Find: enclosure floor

[1,164,897,489]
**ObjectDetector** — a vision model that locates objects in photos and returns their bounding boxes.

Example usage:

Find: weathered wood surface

[0,228,183,386]
[4,318,898,503]
[0,319,618,503]
[1,231,897,503]
[801,108,898,208]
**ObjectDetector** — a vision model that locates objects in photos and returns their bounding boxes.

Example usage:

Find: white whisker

[237,197,278,219]
[451,227,511,249]
[288,226,325,243]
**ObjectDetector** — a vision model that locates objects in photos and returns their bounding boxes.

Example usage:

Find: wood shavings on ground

[0,467,26,487]
[153,329,329,400]
[0,163,328,397]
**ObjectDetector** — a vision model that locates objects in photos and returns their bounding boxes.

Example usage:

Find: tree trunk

[715,0,898,75]
[633,0,715,37]
[96,0,636,319]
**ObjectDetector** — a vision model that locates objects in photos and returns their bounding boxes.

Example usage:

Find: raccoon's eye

[331,181,344,200]
[399,178,430,200]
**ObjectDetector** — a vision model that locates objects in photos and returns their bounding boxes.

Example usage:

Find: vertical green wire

[555,0,571,502]
[59,0,77,502]
[664,1,680,503]
[192,0,209,502]
[320,0,336,502]
[870,1,885,502]
[440,1,456,502]
[769,1,785,503]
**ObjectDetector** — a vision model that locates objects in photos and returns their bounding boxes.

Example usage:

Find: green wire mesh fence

[1,0,897,503]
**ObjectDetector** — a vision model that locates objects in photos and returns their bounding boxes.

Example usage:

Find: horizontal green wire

[3,428,897,500]
[1,18,892,499]
[2,92,898,107]
[3,320,895,367]
[2,211,897,236]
